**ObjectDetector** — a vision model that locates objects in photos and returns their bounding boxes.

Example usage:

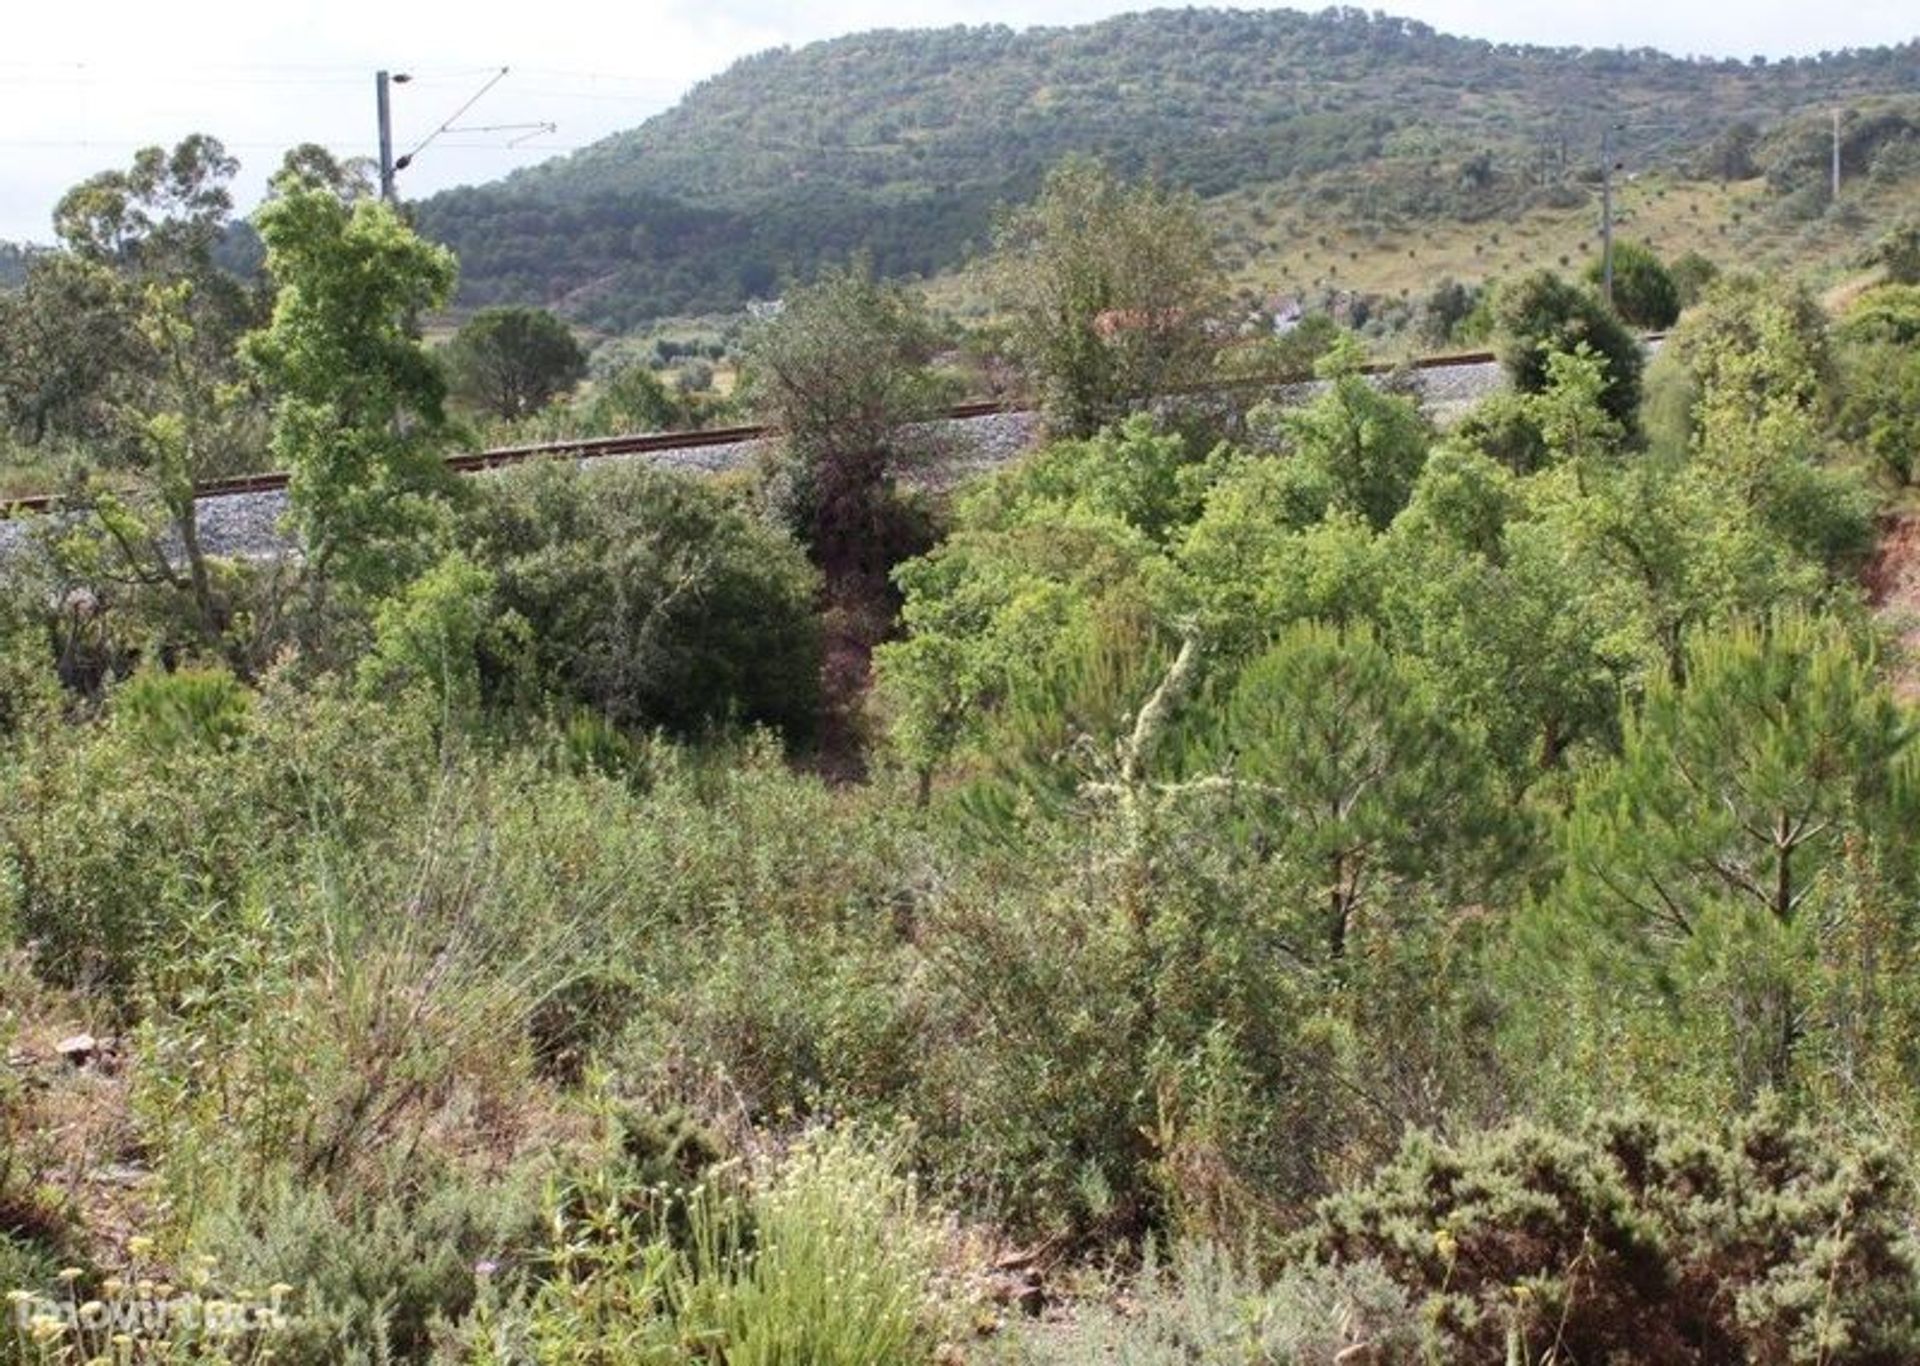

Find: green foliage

[1670,248,1720,307]
[1303,1106,1920,1365]
[356,551,495,721]
[1520,613,1915,1107]
[990,159,1224,438]
[0,677,433,995]
[1220,620,1511,962]
[1492,269,1645,426]
[456,459,821,741]
[53,134,238,273]
[1836,286,1920,483]
[0,255,137,447]
[876,419,1193,787]
[741,261,942,581]
[243,187,458,600]
[1587,238,1681,329]
[583,363,690,433]
[490,1133,940,1366]
[114,664,251,753]
[1249,338,1432,531]
[1671,275,1874,568]
[1870,218,1920,283]
[441,305,587,421]
[964,415,1207,545]
[1840,282,1920,346]
[190,1171,546,1366]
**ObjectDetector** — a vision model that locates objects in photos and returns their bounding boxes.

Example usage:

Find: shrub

[1491,270,1644,426]
[190,1168,546,1366]
[114,665,252,754]
[993,1242,1419,1365]
[488,1132,943,1366]
[458,459,822,742]
[1300,1106,1920,1364]
[1585,239,1681,329]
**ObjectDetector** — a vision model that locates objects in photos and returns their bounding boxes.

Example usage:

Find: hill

[414,8,1920,329]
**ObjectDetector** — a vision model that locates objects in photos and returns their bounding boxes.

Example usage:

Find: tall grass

[496,1130,943,1365]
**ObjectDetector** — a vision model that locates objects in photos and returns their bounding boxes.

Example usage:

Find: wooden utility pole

[1600,124,1616,307]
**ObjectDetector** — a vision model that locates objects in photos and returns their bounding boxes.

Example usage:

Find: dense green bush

[1492,269,1645,425]
[457,459,822,741]
[1303,1106,1920,1364]
[1836,285,1920,483]
[1586,238,1681,329]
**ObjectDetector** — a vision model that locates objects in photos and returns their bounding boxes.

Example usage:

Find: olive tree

[442,305,587,420]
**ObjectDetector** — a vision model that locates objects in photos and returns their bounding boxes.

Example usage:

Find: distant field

[924,174,1920,332]
[1223,173,1920,304]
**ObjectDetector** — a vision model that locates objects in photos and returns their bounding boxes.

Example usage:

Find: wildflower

[29,1313,66,1341]
[1434,1228,1458,1262]
[58,1267,84,1283]
[474,1259,499,1277]
[127,1236,154,1258]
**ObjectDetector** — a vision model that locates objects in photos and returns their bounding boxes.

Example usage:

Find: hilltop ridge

[414,8,1920,327]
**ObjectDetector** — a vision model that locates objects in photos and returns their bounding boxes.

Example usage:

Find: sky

[3,0,1916,243]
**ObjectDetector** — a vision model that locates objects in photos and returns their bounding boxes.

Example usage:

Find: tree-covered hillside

[415,7,1920,327]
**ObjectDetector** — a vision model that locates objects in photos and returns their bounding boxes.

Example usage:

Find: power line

[396,66,511,169]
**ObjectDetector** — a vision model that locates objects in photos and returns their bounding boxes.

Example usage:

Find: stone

[54,1033,98,1065]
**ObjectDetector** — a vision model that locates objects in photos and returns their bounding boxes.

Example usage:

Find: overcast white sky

[4,0,1915,242]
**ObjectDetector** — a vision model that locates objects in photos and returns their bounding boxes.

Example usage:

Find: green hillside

[415,8,1920,328]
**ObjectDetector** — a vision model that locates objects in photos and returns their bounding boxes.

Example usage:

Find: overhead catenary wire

[395,66,512,170]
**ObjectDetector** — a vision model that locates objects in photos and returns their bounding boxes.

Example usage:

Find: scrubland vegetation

[6,43,1920,1366]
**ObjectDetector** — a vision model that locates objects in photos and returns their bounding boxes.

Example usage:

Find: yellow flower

[58,1267,85,1282]
[1433,1228,1458,1262]
[127,1236,154,1258]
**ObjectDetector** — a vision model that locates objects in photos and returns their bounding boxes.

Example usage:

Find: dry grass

[919,174,1920,323]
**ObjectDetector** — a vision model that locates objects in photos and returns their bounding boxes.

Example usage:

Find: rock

[55,1033,98,1065]
[982,1268,1046,1317]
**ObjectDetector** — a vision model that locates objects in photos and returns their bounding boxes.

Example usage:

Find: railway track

[0,341,1622,520]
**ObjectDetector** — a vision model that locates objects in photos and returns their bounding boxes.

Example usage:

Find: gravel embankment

[0,361,1508,565]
